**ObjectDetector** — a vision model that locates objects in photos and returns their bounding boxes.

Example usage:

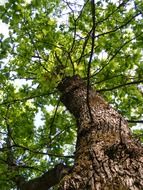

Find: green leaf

[0,0,143,188]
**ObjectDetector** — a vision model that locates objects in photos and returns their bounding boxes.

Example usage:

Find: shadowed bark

[17,164,71,190]
[57,75,143,190]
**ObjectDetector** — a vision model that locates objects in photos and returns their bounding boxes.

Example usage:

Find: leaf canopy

[0,0,143,189]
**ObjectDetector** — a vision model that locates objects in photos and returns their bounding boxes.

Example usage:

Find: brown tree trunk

[57,75,143,190]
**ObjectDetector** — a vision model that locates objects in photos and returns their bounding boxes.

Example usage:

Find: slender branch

[50,124,75,144]
[93,32,143,76]
[67,51,75,75]
[62,0,76,74]
[87,0,96,83]
[95,0,130,25]
[77,31,91,65]
[94,74,124,84]
[0,144,74,158]
[24,23,49,73]
[97,79,143,92]
[62,1,90,74]
[95,12,141,38]
[48,98,60,147]
[4,105,15,170]
[134,1,143,17]
[128,120,143,124]
[86,0,96,121]
[0,90,57,106]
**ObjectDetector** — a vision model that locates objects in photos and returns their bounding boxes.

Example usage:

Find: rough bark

[57,75,143,190]
[16,164,70,190]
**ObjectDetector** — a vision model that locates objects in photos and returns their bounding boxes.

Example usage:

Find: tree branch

[95,12,141,38]
[128,120,143,124]
[93,32,143,76]
[97,79,143,92]
[0,91,56,106]
[0,144,74,159]
[17,164,71,190]
[95,0,130,25]
[86,0,96,121]
[48,98,60,147]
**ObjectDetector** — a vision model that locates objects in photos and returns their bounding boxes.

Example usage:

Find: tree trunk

[57,75,143,190]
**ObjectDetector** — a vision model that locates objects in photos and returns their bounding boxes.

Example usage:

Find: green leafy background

[0,0,143,188]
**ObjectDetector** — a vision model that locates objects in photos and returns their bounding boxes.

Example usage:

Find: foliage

[0,0,143,189]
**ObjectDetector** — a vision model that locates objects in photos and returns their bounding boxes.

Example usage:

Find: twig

[95,12,141,39]
[48,98,61,147]
[95,0,130,25]
[97,79,143,92]
[128,120,143,124]
[0,91,57,106]
[93,32,143,76]
[86,0,96,121]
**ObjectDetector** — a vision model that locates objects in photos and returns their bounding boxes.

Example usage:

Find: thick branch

[18,164,71,190]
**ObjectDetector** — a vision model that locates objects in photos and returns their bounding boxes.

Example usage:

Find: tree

[0,0,143,189]
[58,75,143,189]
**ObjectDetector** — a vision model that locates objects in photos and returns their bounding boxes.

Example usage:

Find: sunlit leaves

[0,0,143,189]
